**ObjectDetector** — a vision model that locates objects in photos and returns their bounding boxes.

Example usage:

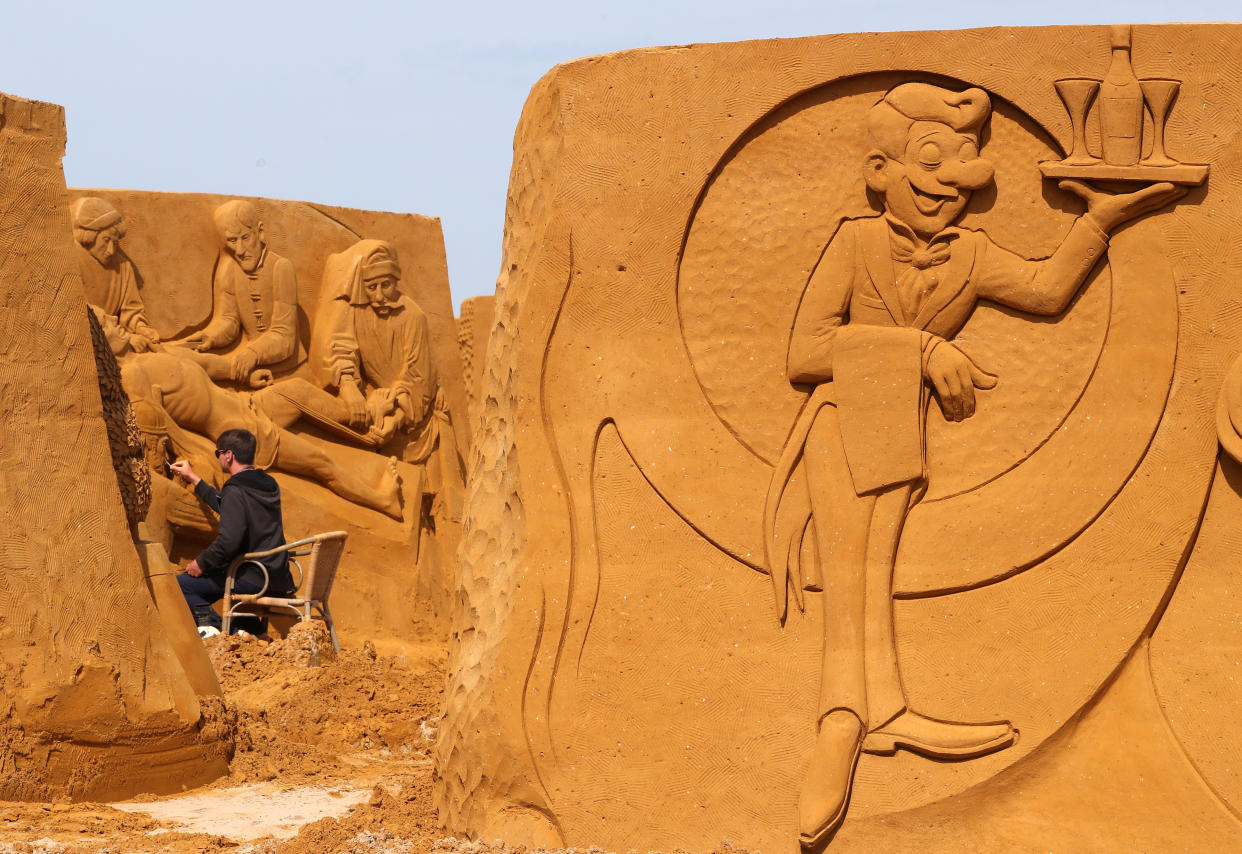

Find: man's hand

[249,368,274,388]
[925,342,997,422]
[230,349,259,382]
[185,559,203,578]
[130,334,153,353]
[339,380,368,428]
[1060,179,1187,233]
[169,459,202,486]
[184,331,213,352]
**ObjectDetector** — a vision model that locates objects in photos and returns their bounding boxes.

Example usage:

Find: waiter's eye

[918,142,942,168]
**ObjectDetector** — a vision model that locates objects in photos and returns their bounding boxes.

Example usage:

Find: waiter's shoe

[798,710,864,848]
[863,710,1014,759]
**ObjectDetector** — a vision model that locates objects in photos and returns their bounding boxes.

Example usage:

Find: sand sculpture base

[436,23,1242,852]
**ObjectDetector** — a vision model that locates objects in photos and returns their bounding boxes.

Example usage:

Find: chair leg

[222,608,231,637]
[322,602,341,654]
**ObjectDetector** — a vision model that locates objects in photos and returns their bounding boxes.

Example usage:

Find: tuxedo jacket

[787,213,1107,494]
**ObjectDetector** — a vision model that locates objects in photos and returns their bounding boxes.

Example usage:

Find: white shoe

[197,625,221,639]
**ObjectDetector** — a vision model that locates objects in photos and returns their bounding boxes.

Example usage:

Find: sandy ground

[0,624,453,854]
[1,625,753,854]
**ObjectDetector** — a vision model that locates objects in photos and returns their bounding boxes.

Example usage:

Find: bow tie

[888,233,954,321]
[889,234,952,269]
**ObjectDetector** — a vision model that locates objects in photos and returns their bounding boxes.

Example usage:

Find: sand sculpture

[457,295,495,433]
[71,190,471,643]
[438,23,1242,851]
[0,92,230,801]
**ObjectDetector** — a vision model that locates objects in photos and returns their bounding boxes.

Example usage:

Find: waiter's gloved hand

[924,341,997,422]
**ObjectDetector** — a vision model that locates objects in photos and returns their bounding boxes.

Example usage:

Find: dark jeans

[178,571,266,634]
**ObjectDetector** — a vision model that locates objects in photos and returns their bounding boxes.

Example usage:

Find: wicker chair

[221,531,348,652]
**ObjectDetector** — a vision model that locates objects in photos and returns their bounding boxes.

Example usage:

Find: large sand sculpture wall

[72,190,470,644]
[437,24,1242,852]
[0,92,229,801]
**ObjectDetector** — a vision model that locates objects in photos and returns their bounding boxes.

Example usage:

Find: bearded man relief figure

[762,82,1185,846]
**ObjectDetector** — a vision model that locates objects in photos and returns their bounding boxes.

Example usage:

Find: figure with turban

[254,239,442,464]
[183,200,299,385]
[764,82,1185,846]
[71,197,161,356]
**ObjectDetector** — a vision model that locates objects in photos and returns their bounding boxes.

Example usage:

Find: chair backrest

[299,531,348,602]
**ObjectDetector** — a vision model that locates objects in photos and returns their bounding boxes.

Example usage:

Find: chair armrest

[233,535,319,561]
[224,557,271,599]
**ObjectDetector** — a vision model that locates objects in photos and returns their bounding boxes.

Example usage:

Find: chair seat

[233,595,316,607]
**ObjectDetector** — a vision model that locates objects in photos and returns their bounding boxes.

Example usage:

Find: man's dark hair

[216,428,257,465]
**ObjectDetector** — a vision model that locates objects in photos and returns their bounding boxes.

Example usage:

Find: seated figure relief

[183,199,300,386]
[259,239,445,461]
[72,197,161,356]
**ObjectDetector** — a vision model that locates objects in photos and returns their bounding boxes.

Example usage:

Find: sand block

[436,23,1242,851]
[0,92,230,801]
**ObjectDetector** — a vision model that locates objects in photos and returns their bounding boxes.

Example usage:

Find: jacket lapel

[858,217,906,326]
[912,229,978,330]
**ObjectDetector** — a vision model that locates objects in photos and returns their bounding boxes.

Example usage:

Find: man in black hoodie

[171,428,295,634]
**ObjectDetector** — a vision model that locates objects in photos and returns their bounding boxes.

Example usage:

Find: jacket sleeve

[788,223,857,384]
[200,261,242,349]
[196,485,246,577]
[193,478,223,512]
[973,216,1108,315]
[116,261,160,342]
[395,305,435,424]
[315,297,362,389]
[242,257,299,365]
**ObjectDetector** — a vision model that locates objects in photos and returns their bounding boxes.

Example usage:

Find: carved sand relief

[438,23,1242,853]
[71,190,470,643]
[0,93,230,801]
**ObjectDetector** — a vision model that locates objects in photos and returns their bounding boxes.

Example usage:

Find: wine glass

[1140,79,1180,167]
[1054,78,1102,165]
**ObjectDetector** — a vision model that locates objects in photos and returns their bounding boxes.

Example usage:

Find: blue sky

[2,1,1235,311]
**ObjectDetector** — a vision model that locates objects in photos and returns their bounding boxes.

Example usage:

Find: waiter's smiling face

[864,121,995,239]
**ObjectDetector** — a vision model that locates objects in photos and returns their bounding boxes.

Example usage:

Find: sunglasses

[214,449,230,458]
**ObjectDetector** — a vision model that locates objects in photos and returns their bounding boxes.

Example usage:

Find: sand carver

[256,239,445,463]
[169,428,294,636]
[763,82,1185,846]
[71,197,161,356]
[182,200,299,384]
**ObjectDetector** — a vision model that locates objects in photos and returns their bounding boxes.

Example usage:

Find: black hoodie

[194,468,294,595]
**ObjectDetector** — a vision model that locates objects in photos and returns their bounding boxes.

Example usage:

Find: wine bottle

[1099,25,1144,166]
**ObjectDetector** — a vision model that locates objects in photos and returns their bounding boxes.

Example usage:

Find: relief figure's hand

[366,387,397,426]
[249,369,274,388]
[338,380,368,428]
[230,349,259,382]
[1059,179,1187,233]
[183,332,212,352]
[925,341,997,422]
[365,414,399,446]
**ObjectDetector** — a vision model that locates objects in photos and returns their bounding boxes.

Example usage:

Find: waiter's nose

[940,156,995,190]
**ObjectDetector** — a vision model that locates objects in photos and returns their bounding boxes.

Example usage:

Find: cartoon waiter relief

[763,82,1186,847]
